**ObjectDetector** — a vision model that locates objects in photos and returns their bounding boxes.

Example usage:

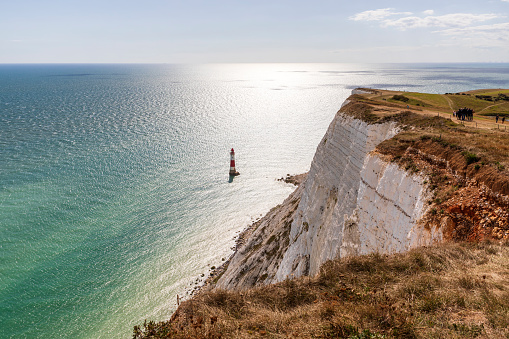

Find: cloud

[349,7,508,56]
[351,8,501,31]
[349,8,412,21]
[438,22,509,44]
[383,13,500,30]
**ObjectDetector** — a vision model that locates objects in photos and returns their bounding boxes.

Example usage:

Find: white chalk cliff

[215,92,442,290]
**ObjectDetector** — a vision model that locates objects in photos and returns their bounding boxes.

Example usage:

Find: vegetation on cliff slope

[133,241,509,338]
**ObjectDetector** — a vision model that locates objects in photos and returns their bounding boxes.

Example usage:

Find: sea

[1,63,508,338]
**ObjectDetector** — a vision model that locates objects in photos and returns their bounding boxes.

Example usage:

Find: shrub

[392,95,410,102]
[462,151,480,165]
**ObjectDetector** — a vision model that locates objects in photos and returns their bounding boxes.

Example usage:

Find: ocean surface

[1,63,508,338]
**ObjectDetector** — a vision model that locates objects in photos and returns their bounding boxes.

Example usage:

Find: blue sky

[1,0,509,63]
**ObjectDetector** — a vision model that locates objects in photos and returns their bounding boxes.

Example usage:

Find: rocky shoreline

[277,173,308,186]
[185,173,308,296]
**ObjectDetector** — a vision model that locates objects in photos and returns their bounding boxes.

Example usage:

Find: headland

[134,88,509,338]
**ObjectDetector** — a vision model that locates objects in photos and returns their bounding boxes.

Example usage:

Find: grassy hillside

[133,242,509,338]
[366,89,509,117]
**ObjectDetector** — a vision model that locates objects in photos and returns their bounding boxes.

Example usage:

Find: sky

[1,0,509,63]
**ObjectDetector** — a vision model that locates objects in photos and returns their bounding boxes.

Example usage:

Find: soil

[375,134,509,243]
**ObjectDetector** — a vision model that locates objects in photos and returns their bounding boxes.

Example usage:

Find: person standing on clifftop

[496,114,499,123]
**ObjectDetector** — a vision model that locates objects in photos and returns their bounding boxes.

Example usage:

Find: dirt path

[477,102,504,114]
[441,94,455,111]
[415,108,509,131]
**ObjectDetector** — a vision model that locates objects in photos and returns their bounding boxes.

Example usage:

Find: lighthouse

[229,148,240,176]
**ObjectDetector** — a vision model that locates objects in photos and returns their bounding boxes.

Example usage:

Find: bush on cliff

[392,95,410,102]
[462,151,480,165]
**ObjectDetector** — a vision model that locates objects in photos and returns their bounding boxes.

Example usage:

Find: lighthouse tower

[229,148,240,176]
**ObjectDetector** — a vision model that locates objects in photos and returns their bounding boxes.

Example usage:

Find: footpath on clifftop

[133,88,509,339]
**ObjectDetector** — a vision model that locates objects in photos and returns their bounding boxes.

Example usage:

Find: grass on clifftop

[378,112,509,169]
[133,241,509,339]
[343,93,509,173]
[358,88,509,117]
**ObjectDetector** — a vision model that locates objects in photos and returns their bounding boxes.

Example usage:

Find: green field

[380,90,509,117]
[406,92,450,108]
[446,94,509,116]
[387,95,432,108]
[470,89,509,96]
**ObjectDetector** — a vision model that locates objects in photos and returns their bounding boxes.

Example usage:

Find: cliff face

[274,111,441,280]
[214,94,443,290]
[214,185,302,289]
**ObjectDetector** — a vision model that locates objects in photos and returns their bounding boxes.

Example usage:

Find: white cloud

[438,22,509,45]
[351,8,501,31]
[345,7,509,62]
[383,13,500,30]
[439,21,509,34]
[349,8,412,21]
[349,7,507,57]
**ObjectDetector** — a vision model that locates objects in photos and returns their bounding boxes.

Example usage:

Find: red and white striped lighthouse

[229,148,240,176]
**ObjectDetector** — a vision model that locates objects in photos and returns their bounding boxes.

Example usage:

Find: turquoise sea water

[1,63,508,338]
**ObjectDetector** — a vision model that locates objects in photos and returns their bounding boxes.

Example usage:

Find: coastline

[133,87,509,338]
[277,173,308,186]
[193,173,308,294]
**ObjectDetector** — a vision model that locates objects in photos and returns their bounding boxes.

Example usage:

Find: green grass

[405,92,450,108]
[477,102,509,116]
[370,89,509,116]
[387,95,432,108]
[446,94,494,112]
[474,89,509,96]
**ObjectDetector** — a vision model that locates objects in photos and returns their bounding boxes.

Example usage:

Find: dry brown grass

[133,241,509,338]
[370,111,509,197]
[371,110,509,166]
